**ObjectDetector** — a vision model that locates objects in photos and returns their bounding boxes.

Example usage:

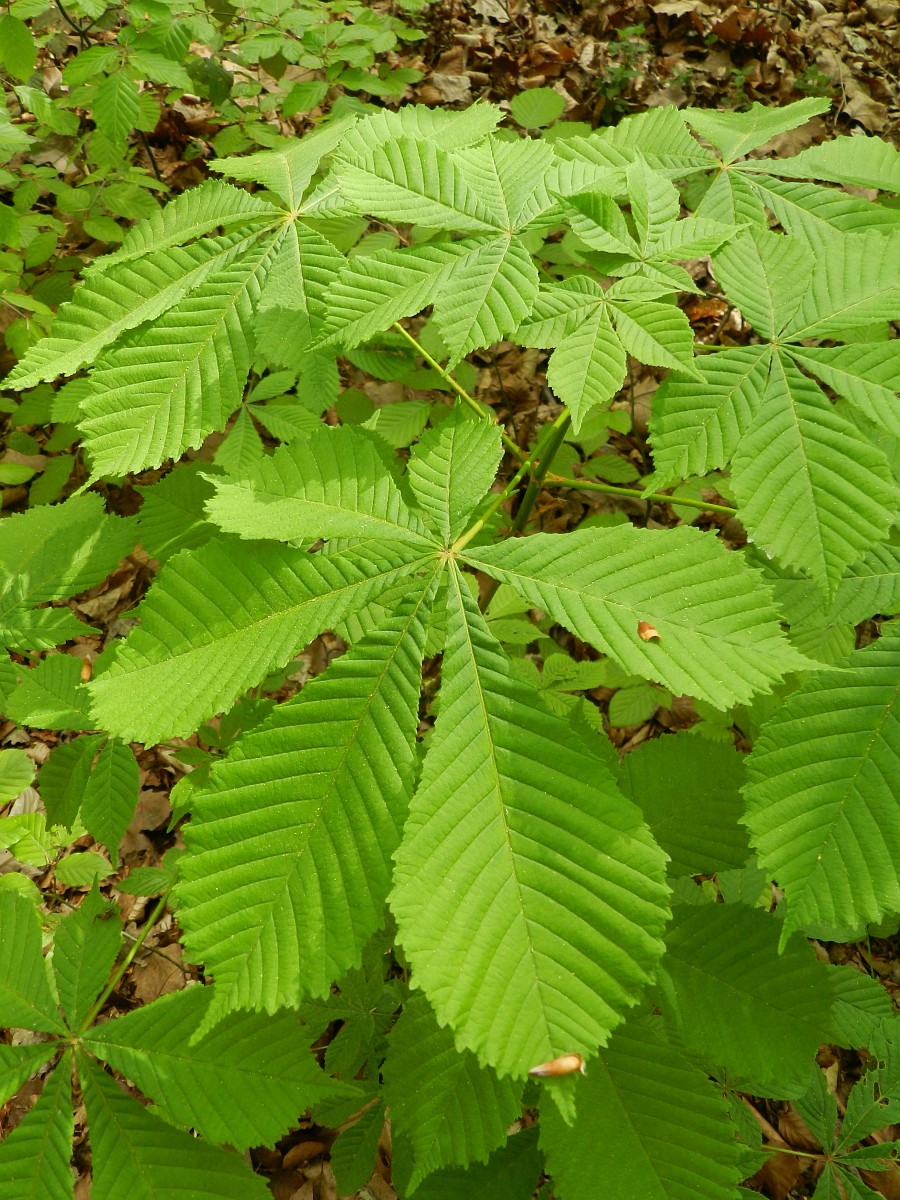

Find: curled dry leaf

[638,621,661,642]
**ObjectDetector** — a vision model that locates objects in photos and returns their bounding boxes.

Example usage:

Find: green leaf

[510,88,566,129]
[54,852,113,888]
[4,654,93,730]
[0,1043,58,1107]
[408,1126,542,1200]
[391,569,669,1078]
[39,736,104,830]
[329,1100,384,1195]
[206,425,434,545]
[556,106,716,173]
[749,175,900,249]
[337,135,499,233]
[540,1018,742,1200]
[659,905,833,1096]
[744,625,900,942]
[546,306,627,433]
[84,985,347,1150]
[787,343,900,437]
[733,358,896,598]
[464,526,810,710]
[647,346,769,487]
[80,231,281,479]
[0,889,66,1034]
[134,464,218,563]
[827,965,893,1049]
[0,749,34,804]
[52,883,121,1030]
[0,15,37,81]
[92,73,140,145]
[77,1050,270,1199]
[384,993,524,1189]
[0,494,133,652]
[781,230,900,340]
[176,583,435,1022]
[618,735,750,877]
[683,98,829,163]
[0,1055,73,1200]
[211,117,352,209]
[757,133,900,192]
[713,228,814,339]
[89,537,431,742]
[94,181,278,272]
[81,739,139,867]
[406,406,503,544]
[7,231,257,389]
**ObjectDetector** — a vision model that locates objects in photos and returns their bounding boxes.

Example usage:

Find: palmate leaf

[464,525,810,710]
[407,406,503,544]
[89,537,431,742]
[743,624,900,943]
[391,568,670,1079]
[0,494,134,653]
[0,1052,73,1200]
[77,1051,269,1200]
[6,230,257,389]
[733,358,896,597]
[658,905,833,1097]
[453,136,556,230]
[211,116,353,209]
[176,582,436,1025]
[80,230,281,479]
[383,993,524,1189]
[256,219,345,325]
[683,98,829,164]
[83,985,348,1150]
[206,425,435,545]
[540,1018,742,1200]
[647,346,769,487]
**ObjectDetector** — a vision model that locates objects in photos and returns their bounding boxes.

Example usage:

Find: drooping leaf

[743,625,900,942]
[540,1018,743,1200]
[176,583,436,1024]
[391,568,670,1078]
[464,525,811,710]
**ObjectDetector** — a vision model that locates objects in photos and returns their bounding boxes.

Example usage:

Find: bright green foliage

[744,624,900,943]
[0,887,344,1197]
[2,98,900,1197]
[540,1018,744,1200]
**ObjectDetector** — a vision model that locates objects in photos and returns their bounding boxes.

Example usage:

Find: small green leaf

[510,88,566,129]
[0,15,37,82]
[52,882,121,1028]
[0,889,66,1034]
[0,749,34,804]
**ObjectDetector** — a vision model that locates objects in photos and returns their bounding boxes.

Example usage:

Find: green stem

[544,473,737,516]
[390,322,526,463]
[451,455,533,555]
[78,887,171,1033]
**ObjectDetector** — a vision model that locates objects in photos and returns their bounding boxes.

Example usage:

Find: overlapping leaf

[206,425,435,545]
[391,569,670,1078]
[744,624,900,942]
[89,537,431,742]
[464,525,810,709]
[176,584,435,1026]
[540,1018,743,1200]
